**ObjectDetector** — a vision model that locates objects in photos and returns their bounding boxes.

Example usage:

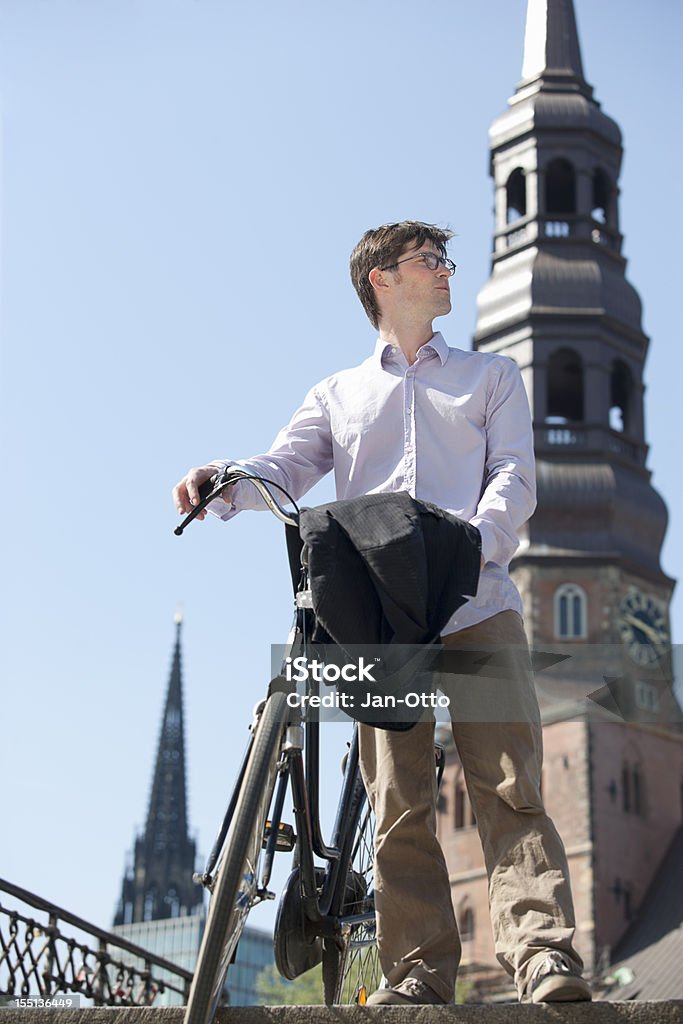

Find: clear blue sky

[2,0,681,937]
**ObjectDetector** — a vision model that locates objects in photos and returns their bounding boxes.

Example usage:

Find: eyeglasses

[380,252,457,275]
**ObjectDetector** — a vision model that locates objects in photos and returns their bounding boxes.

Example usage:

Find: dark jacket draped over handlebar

[288,491,482,730]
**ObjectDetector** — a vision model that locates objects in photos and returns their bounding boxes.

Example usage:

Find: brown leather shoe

[522,952,592,1003]
[366,977,451,1005]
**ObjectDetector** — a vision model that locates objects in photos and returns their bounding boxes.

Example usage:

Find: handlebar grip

[198,474,220,502]
[175,469,236,537]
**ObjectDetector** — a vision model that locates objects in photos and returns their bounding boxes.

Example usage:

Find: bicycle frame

[197,584,371,943]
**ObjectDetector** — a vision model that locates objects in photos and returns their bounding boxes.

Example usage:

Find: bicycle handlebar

[173,466,300,536]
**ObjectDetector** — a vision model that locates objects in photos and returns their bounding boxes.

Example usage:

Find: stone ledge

[1,1003,681,1024]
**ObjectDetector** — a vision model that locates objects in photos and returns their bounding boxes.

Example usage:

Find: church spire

[521,0,586,88]
[114,615,202,925]
[144,613,189,851]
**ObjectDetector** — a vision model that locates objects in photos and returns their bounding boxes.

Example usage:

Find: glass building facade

[111,916,274,1006]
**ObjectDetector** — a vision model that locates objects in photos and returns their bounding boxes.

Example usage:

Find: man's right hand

[172,464,232,521]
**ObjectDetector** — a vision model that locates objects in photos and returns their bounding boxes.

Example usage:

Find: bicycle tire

[323,792,382,1004]
[184,690,287,1024]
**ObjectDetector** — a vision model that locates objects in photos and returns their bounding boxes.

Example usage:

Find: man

[173,221,591,1006]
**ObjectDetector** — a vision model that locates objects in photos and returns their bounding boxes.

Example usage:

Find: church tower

[438,0,682,988]
[474,0,674,658]
[114,615,203,925]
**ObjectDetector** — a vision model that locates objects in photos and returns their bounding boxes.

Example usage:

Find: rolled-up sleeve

[209,385,334,520]
[469,358,536,566]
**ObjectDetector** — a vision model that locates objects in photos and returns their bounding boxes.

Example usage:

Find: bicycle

[174,466,445,1022]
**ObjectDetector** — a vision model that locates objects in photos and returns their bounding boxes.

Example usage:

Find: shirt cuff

[469,517,496,566]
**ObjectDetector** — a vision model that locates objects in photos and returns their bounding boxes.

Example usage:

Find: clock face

[619,589,670,665]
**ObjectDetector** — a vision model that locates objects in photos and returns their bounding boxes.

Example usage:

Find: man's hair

[350,220,454,329]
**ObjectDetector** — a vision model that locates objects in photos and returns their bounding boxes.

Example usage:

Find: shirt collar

[373,331,449,368]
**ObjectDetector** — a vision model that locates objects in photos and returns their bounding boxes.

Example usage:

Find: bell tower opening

[506,168,527,224]
[547,348,584,423]
[610,360,633,434]
[592,167,611,225]
[545,158,576,214]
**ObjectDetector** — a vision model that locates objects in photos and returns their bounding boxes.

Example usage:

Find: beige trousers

[358,610,583,1002]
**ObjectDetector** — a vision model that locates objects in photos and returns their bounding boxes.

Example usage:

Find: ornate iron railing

[0,878,193,1006]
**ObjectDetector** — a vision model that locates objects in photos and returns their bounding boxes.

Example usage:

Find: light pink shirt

[212,332,536,634]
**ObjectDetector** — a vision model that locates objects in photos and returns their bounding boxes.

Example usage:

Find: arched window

[460,907,475,942]
[545,158,576,214]
[554,583,587,639]
[547,348,584,422]
[592,168,611,224]
[610,360,633,433]
[622,753,645,816]
[506,168,527,224]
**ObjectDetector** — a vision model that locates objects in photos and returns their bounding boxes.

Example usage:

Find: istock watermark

[282,652,450,715]
[284,655,378,684]
[284,687,451,712]
[271,642,683,726]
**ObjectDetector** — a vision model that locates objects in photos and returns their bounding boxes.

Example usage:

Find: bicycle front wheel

[184,691,287,1024]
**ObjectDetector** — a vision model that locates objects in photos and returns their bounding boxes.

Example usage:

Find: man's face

[376,239,453,326]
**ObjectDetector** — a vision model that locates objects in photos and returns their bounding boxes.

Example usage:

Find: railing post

[41,912,58,996]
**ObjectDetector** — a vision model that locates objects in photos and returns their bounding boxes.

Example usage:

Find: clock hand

[622,614,664,645]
